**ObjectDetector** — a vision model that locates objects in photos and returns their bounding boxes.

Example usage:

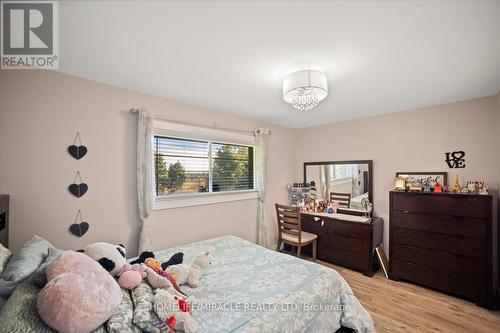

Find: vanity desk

[300,212,383,276]
[298,159,383,276]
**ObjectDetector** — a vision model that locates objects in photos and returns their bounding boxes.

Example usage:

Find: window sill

[152,191,259,210]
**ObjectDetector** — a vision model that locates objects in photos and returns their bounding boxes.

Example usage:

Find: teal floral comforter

[152,235,374,333]
[0,236,374,333]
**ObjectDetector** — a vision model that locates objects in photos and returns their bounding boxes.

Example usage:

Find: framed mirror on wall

[303,160,373,212]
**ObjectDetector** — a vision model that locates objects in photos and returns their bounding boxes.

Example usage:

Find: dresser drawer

[324,219,371,240]
[391,243,484,276]
[393,227,485,258]
[301,214,323,235]
[391,211,486,239]
[392,259,481,299]
[321,246,368,271]
[323,234,369,253]
[392,194,487,218]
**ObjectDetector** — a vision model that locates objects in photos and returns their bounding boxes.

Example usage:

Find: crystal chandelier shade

[283,70,328,111]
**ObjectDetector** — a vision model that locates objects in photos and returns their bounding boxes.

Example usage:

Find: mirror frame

[303,159,373,205]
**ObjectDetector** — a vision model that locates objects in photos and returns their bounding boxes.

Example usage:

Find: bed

[0,235,374,332]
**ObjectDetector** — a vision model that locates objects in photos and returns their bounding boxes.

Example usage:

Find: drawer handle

[313,217,320,222]
[404,210,409,214]
[321,220,325,227]
[405,261,417,266]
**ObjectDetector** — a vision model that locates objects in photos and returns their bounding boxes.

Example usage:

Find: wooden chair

[275,203,317,260]
[330,192,351,208]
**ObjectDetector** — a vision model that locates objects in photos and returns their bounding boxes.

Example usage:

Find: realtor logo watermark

[1,0,58,69]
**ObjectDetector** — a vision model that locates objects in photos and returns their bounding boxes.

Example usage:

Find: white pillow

[1,235,53,282]
[0,243,11,275]
[0,235,53,297]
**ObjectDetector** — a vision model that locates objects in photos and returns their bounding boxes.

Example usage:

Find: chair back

[275,203,301,242]
[330,192,352,208]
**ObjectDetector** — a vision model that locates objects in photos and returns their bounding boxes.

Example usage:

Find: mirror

[303,160,373,211]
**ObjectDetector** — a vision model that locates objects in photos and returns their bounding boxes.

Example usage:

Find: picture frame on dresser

[395,172,448,187]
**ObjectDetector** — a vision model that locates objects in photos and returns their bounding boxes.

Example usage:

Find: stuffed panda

[78,242,127,276]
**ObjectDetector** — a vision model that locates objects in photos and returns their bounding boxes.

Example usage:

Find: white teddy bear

[154,288,198,333]
[165,252,212,288]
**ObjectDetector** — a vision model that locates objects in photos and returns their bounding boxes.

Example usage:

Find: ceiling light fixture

[283,70,328,111]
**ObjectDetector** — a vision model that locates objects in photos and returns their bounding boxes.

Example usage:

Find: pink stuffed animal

[118,263,146,290]
[38,251,122,333]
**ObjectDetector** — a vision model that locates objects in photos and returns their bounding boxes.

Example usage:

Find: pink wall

[1,69,498,269]
[0,70,296,254]
[295,97,499,256]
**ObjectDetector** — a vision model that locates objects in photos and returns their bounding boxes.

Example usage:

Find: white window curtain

[136,108,154,253]
[319,165,332,200]
[351,164,360,198]
[254,128,271,248]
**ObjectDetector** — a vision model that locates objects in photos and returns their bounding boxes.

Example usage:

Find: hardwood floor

[318,261,500,333]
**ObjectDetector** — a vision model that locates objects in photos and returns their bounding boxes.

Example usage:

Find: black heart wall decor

[69,210,89,237]
[68,132,87,159]
[69,183,88,197]
[68,145,87,159]
[68,171,88,197]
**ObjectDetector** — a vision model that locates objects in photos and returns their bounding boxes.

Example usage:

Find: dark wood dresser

[301,212,383,276]
[389,191,495,308]
[0,195,9,248]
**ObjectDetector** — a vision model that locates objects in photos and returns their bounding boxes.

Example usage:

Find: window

[154,136,254,197]
[330,164,354,181]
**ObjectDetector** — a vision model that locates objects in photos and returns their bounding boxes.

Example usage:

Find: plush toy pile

[38,241,213,333]
[151,251,213,332]
[77,242,185,292]
[130,250,186,294]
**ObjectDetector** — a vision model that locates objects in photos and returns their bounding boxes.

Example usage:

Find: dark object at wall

[0,195,9,247]
[68,132,87,159]
[375,244,389,278]
[69,183,88,197]
[445,151,466,168]
[68,171,88,197]
[69,210,89,237]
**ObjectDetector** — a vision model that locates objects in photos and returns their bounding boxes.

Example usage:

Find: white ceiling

[58,1,500,128]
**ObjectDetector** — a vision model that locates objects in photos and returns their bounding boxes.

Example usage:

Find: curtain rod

[130,108,270,135]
